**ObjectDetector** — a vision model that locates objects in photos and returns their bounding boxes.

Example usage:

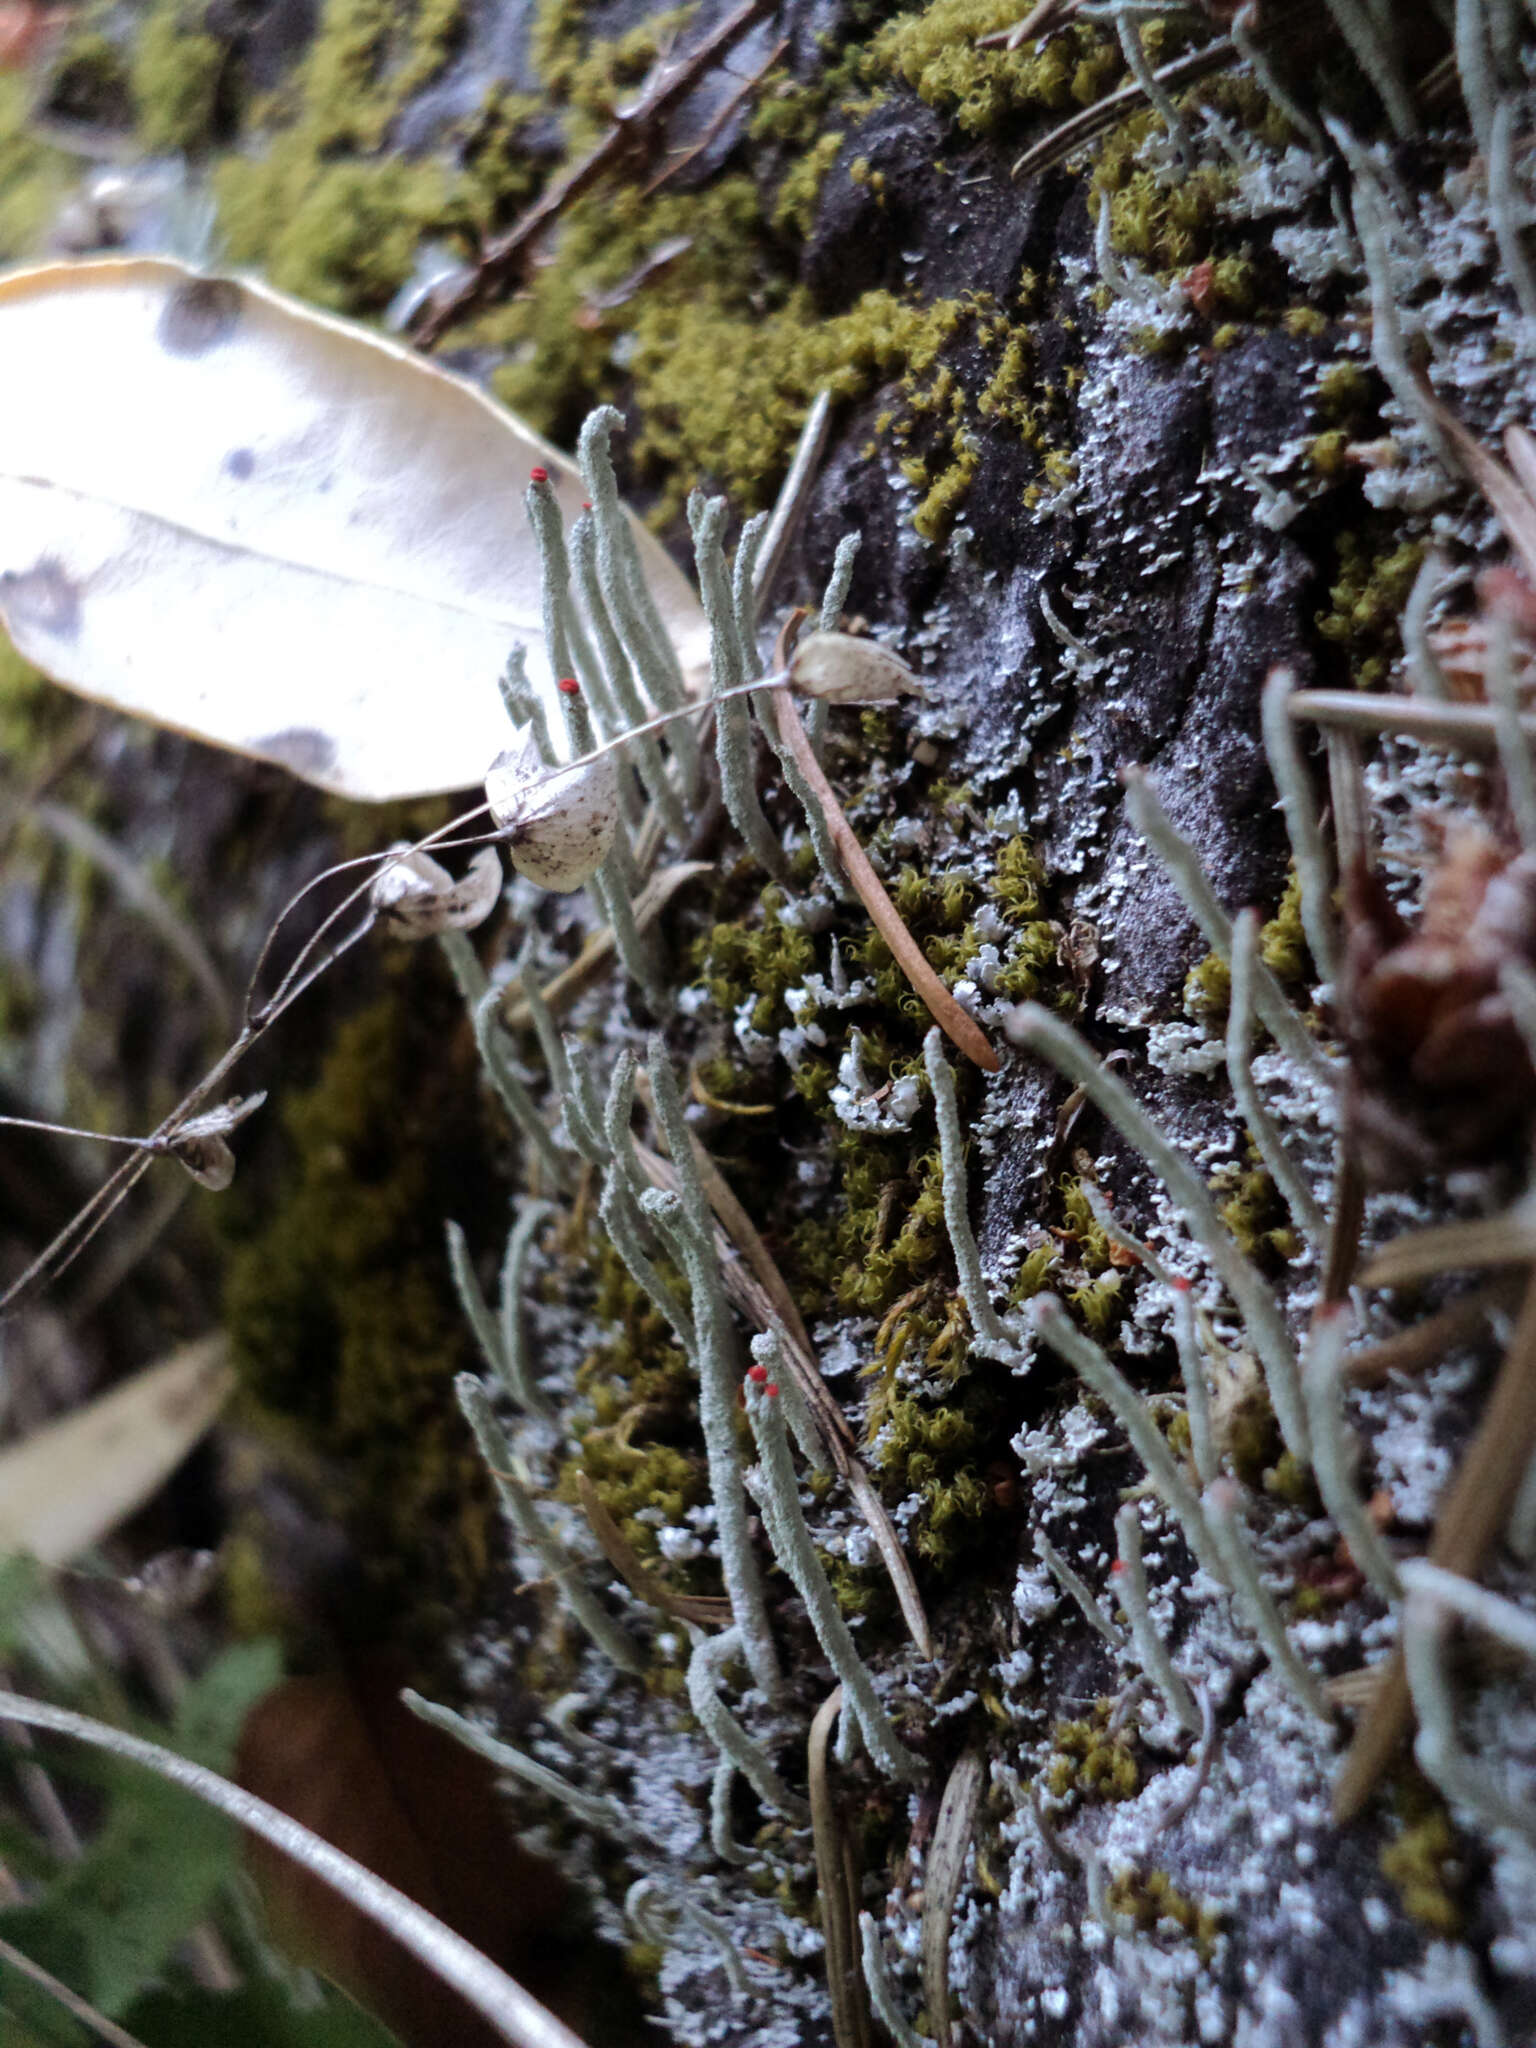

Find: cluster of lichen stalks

[384,388,1536,2048]
[339,15,1536,2041]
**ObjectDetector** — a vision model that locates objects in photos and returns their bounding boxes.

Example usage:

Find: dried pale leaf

[0,1334,232,1564]
[372,844,502,939]
[788,631,922,706]
[485,727,619,892]
[0,256,708,803]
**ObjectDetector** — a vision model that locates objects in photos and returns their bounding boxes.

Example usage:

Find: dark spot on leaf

[158,277,243,357]
[254,728,337,777]
[0,556,81,639]
[224,447,256,481]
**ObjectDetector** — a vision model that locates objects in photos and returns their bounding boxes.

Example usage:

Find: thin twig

[412,0,777,346]
[1010,39,1236,180]
[643,36,790,196]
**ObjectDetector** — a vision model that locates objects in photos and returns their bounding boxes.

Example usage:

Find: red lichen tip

[582,500,593,511]
[1111,1559,1126,1575]
[1170,1275,1192,1293]
[746,1363,768,1384]
[557,677,581,695]
[764,1382,779,1398]
[530,466,549,483]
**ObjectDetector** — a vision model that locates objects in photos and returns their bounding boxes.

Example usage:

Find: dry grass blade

[575,1472,733,1626]
[923,1750,984,2048]
[0,1690,594,2048]
[0,1335,232,1564]
[765,693,999,1072]
[809,1688,870,2048]
[633,1138,932,1656]
[1334,1267,1536,1818]
[0,1930,153,2048]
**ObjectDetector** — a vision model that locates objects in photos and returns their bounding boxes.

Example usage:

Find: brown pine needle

[766,692,1000,1072]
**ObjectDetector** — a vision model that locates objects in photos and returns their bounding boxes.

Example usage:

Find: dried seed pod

[169,1092,267,1190]
[1341,827,1536,1182]
[484,726,618,892]
[370,843,502,938]
[787,630,922,705]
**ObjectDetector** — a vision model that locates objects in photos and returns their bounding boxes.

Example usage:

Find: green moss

[211,0,465,314]
[1308,428,1352,479]
[131,0,225,155]
[774,129,846,237]
[0,76,70,260]
[221,989,498,1636]
[1317,359,1376,423]
[1044,1699,1139,1802]
[1212,1151,1297,1266]
[1283,305,1328,339]
[695,883,818,1034]
[1379,1785,1465,1935]
[872,6,1121,138]
[1316,532,1426,692]
[1105,1869,1221,1959]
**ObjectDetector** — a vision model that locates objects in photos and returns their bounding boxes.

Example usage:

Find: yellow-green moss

[1212,1150,1297,1266]
[774,129,846,238]
[1092,109,1235,278]
[1317,359,1376,423]
[1045,1700,1139,1801]
[1283,304,1328,339]
[1316,532,1426,691]
[131,0,225,155]
[211,0,466,313]
[1105,1868,1221,1959]
[0,76,71,261]
[1184,866,1313,1023]
[1379,1788,1465,1936]
[872,6,1121,137]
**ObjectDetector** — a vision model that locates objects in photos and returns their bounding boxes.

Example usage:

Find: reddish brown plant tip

[557,677,581,696]
[530,467,549,483]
